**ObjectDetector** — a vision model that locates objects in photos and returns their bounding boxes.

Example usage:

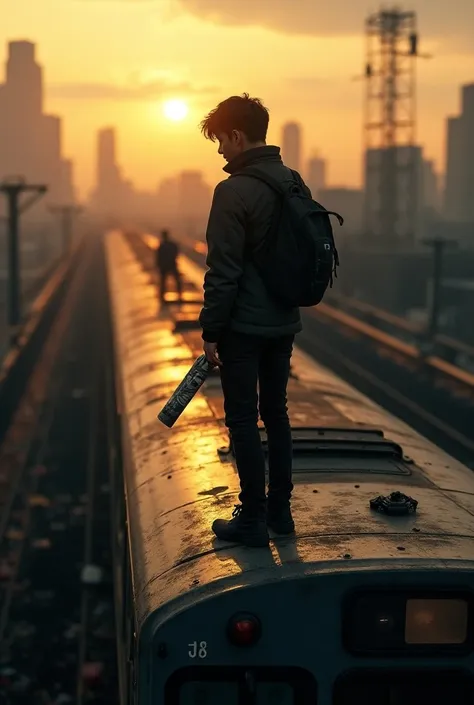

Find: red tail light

[227,613,261,647]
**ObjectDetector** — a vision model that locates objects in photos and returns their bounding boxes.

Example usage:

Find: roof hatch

[258,426,413,476]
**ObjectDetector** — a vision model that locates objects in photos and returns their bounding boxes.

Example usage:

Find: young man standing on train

[198,93,303,548]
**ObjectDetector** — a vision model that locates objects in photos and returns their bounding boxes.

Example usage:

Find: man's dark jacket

[199,146,304,343]
[156,240,179,272]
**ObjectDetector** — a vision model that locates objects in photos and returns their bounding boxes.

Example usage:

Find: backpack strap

[289,168,305,186]
[321,210,344,226]
[232,166,291,196]
[235,166,345,226]
[232,167,286,262]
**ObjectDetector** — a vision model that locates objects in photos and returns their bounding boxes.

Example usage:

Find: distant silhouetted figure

[156,229,182,302]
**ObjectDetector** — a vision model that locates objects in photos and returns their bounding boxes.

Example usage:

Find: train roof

[106,231,474,631]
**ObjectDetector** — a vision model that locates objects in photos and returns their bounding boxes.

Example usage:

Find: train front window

[178,681,293,704]
[164,666,317,705]
[256,682,294,704]
[333,670,473,705]
[180,681,238,705]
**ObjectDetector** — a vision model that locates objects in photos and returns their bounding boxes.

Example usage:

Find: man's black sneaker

[267,502,295,535]
[212,505,270,548]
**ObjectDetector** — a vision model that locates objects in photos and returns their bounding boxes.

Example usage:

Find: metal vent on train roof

[258,426,413,476]
[266,426,401,454]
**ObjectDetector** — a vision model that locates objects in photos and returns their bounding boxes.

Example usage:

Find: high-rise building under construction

[362,8,428,245]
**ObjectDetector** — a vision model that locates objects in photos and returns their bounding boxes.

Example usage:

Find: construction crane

[361,7,430,246]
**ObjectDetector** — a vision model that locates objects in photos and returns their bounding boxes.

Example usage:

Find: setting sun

[163,99,189,122]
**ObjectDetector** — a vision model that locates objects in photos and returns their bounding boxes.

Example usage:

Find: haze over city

[2,0,474,199]
[1,4,474,703]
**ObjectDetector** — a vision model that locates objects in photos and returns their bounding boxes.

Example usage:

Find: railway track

[127,233,474,469]
[324,290,474,370]
[0,238,117,705]
[296,315,474,467]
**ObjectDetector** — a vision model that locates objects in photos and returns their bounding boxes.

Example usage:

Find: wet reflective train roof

[106,231,474,628]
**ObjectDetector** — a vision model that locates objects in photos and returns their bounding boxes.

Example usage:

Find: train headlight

[226,612,261,647]
[344,590,472,654]
[405,598,468,644]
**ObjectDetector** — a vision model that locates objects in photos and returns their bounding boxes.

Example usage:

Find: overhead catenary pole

[48,204,83,254]
[0,177,47,328]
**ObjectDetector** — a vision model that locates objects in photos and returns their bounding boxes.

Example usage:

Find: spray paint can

[157,354,213,428]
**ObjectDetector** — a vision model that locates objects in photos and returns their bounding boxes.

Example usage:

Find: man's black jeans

[217,330,295,512]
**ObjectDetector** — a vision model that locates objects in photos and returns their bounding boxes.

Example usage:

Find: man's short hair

[199,93,269,143]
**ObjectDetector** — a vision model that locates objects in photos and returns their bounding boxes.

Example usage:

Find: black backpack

[235,166,343,308]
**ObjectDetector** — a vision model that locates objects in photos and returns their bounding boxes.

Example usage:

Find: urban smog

[0,2,474,704]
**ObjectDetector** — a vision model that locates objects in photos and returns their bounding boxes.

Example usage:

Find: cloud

[176,0,474,47]
[47,76,218,100]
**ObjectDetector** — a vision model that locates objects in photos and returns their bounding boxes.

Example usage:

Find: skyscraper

[422,160,439,212]
[5,41,43,117]
[0,40,75,204]
[92,127,130,214]
[0,41,41,178]
[97,128,118,191]
[306,156,326,199]
[364,145,424,244]
[43,115,61,161]
[281,122,301,172]
[444,83,474,223]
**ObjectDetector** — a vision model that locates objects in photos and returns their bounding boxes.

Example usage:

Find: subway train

[105,230,474,705]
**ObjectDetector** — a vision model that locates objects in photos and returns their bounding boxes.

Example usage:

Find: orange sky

[2,0,474,199]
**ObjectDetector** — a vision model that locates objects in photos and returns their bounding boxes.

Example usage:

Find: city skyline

[2,0,474,198]
[89,124,213,226]
[0,40,75,214]
[0,36,470,241]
